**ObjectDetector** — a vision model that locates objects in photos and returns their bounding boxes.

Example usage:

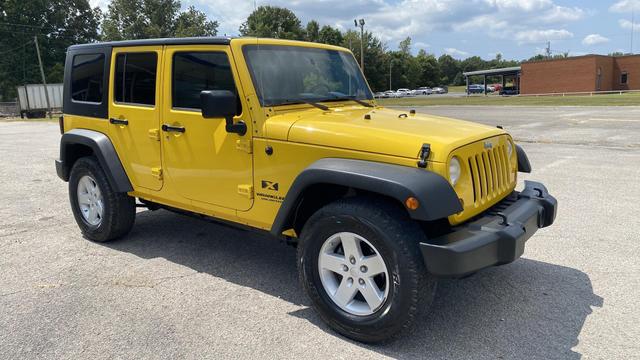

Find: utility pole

[354,19,365,70]
[34,36,52,119]
[545,41,552,59]
[389,60,392,90]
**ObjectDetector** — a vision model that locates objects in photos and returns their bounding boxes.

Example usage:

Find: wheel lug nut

[360,265,367,273]
[349,256,356,265]
[359,278,365,285]
[342,265,349,272]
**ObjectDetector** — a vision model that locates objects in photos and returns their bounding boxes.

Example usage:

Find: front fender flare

[57,129,133,192]
[516,145,532,173]
[270,158,462,236]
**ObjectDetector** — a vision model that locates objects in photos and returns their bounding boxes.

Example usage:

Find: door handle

[109,118,128,125]
[162,124,186,133]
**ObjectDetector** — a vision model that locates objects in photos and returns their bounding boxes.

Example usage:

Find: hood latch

[417,143,431,168]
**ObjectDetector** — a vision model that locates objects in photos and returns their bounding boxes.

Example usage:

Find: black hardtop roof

[68,36,233,51]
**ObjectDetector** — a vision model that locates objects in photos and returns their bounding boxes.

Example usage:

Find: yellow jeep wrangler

[55,37,557,342]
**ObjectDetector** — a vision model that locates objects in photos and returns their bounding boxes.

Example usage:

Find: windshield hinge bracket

[235,139,253,153]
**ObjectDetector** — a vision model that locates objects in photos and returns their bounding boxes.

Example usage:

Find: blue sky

[91,0,640,60]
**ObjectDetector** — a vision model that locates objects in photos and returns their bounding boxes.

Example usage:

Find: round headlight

[449,156,461,185]
[507,140,513,157]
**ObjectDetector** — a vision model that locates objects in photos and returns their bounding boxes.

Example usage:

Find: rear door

[108,46,163,191]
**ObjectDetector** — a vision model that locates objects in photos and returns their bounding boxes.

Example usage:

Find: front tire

[298,197,437,343]
[69,156,135,242]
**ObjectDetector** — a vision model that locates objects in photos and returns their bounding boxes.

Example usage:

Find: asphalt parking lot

[1,106,639,359]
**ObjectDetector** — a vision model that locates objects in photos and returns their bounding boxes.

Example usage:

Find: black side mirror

[200,90,246,136]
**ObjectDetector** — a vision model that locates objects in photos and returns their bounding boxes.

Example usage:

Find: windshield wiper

[324,94,374,107]
[282,98,329,111]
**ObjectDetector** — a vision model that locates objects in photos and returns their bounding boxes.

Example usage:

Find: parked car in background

[486,85,496,93]
[374,92,388,98]
[412,87,432,95]
[396,88,412,97]
[500,86,519,96]
[492,84,503,92]
[384,90,399,98]
[467,84,485,94]
[432,86,447,94]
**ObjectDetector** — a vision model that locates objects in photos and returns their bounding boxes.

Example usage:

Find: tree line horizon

[0,1,614,100]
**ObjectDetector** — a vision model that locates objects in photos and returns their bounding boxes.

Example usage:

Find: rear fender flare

[57,129,132,192]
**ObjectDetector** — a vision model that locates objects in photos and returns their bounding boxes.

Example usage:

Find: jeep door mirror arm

[200,90,247,136]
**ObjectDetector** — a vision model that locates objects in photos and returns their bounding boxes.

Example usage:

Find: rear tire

[68,156,135,242]
[298,196,437,343]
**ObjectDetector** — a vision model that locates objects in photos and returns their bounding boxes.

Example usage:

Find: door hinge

[148,128,160,141]
[235,139,253,154]
[151,167,163,180]
[237,184,254,199]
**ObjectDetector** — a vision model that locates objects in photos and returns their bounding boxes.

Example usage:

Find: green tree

[239,6,303,40]
[102,0,217,40]
[415,50,441,87]
[398,36,411,55]
[101,0,149,40]
[305,20,320,42]
[526,54,546,62]
[437,54,460,85]
[318,25,343,45]
[341,30,387,91]
[174,6,218,37]
[0,0,101,100]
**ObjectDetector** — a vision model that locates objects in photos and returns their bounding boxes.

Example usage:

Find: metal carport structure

[463,66,521,95]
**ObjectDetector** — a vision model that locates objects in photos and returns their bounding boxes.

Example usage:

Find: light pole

[354,19,365,70]
[389,60,392,91]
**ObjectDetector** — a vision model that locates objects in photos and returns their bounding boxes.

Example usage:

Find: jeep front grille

[467,144,512,205]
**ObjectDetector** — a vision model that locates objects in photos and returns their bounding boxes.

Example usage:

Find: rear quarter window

[71,54,105,103]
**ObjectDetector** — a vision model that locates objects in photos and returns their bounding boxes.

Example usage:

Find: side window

[172,52,240,113]
[114,52,157,106]
[71,54,105,103]
[621,71,628,85]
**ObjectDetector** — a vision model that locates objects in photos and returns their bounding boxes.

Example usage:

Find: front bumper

[420,180,557,277]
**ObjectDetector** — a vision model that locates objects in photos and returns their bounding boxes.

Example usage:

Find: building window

[71,54,105,103]
[114,52,157,106]
[621,72,628,85]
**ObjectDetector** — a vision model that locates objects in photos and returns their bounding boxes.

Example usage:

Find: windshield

[243,45,373,107]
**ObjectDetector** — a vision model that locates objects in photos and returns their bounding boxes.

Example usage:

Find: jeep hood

[269,106,505,163]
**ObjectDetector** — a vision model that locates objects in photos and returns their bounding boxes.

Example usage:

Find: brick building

[520,54,640,94]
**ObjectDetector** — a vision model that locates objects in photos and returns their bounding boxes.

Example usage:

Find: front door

[161,45,253,211]
[108,46,163,191]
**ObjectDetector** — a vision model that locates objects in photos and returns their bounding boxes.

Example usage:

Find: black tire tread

[298,196,437,343]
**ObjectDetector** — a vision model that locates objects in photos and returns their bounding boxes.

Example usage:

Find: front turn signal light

[405,197,420,210]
